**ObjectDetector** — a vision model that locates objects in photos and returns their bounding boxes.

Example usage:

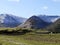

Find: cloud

[8,0,20,2]
[42,6,48,10]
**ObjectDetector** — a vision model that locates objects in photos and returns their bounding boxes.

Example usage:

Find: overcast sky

[0,0,60,18]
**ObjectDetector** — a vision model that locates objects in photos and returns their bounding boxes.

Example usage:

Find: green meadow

[0,28,60,45]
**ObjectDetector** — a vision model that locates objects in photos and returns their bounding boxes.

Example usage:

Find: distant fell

[0,14,27,27]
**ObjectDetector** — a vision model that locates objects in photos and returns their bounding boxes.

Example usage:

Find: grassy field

[0,28,60,45]
[0,33,60,45]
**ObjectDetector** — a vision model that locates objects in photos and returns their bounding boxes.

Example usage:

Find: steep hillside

[19,16,50,29]
[19,15,60,29]
[0,14,27,27]
[38,15,60,23]
[47,18,60,33]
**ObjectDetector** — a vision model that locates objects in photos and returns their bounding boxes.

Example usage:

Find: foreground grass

[0,33,60,45]
[0,28,60,45]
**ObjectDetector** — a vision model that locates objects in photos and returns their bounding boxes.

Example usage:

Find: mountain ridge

[0,14,27,27]
[19,15,60,29]
[46,18,60,33]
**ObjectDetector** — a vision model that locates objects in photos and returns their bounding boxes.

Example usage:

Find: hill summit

[19,15,60,29]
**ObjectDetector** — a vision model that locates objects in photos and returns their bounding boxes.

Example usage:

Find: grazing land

[0,28,60,45]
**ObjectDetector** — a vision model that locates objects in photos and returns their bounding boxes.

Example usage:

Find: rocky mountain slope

[47,19,60,33]
[19,15,60,29]
[0,14,27,27]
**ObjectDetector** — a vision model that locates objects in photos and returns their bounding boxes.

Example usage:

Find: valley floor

[0,33,60,45]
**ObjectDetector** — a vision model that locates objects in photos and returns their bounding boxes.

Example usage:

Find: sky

[0,0,60,18]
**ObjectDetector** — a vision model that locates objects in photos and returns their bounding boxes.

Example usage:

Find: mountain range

[19,15,51,29]
[0,14,60,29]
[38,15,60,23]
[0,14,27,27]
[19,15,60,29]
[47,18,60,33]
